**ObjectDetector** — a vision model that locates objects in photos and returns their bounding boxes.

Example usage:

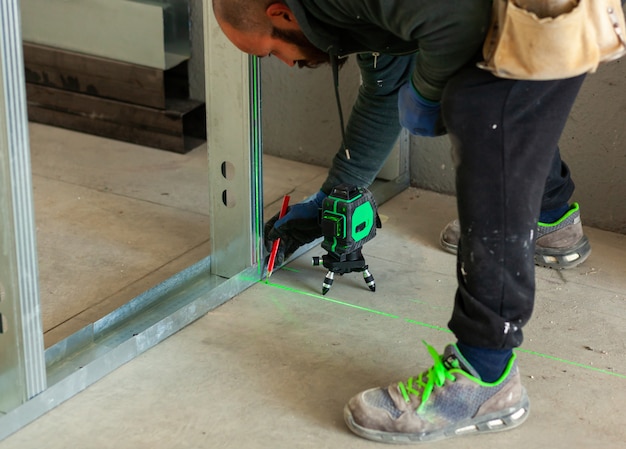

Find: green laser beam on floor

[266,281,398,318]
[262,280,626,380]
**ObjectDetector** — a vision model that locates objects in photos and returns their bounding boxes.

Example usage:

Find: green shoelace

[397,341,457,413]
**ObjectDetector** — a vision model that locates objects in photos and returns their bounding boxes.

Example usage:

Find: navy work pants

[442,64,585,349]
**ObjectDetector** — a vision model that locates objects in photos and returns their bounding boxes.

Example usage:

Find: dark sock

[539,203,570,224]
[456,342,512,383]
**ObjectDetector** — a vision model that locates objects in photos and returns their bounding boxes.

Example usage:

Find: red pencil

[266,195,290,279]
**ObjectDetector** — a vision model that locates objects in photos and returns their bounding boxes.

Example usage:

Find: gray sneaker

[439,203,591,269]
[344,345,530,443]
[344,343,529,444]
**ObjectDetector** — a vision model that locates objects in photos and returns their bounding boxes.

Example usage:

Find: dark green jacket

[282,0,492,192]
[286,0,491,101]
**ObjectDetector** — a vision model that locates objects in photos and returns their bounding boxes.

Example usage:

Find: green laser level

[312,184,381,295]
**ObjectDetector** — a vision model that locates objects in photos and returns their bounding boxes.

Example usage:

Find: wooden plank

[26,84,206,154]
[26,83,202,134]
[23,43,189,109]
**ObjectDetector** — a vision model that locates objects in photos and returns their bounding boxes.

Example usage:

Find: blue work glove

[264,190,327,265]
[398,81,445,137]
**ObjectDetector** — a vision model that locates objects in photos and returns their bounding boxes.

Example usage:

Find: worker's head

[212,0,332,68]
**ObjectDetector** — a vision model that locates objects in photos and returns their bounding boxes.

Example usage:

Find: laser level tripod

[312,184,381,295]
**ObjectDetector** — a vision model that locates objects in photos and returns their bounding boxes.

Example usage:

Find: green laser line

[268,295,291,317]
[264,266,298,283]
[514,348,626,379]
[404,319,452,334]
[262,281,626,380]
[265,281,399,318]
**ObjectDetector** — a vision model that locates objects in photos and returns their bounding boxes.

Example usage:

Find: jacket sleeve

[322,53,413,193]
[322,0,491,191]
[347,0,491,101]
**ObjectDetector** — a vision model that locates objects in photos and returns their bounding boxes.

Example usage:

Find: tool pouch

[478,0,626,80]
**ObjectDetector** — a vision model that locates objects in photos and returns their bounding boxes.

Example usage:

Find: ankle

[456,342,513,383]
[539,203,570,224]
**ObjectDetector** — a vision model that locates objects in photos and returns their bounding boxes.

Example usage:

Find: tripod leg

[363,268,375,292]
[322,271,334,295]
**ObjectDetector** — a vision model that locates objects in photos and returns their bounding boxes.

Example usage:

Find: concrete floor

[1,124,625,448]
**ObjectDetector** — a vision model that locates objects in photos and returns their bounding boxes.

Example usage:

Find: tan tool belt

[478,0,626,80]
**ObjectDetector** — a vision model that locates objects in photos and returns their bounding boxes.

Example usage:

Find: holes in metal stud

[222,189,236,208]
[221,161,235,180]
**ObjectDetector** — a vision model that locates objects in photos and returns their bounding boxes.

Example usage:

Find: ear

[265,3,299,29]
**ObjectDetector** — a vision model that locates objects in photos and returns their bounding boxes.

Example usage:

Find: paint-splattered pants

[443,65,586,349]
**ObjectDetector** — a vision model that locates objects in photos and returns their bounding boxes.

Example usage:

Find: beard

[271,27,348,69]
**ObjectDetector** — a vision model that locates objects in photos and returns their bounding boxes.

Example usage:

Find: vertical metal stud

[205,4,263,278]
[0,0,46,412]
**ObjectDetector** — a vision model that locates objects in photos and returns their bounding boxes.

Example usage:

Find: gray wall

[260,58,360,167]
[192,2,626,234]
[560,60,626,233]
